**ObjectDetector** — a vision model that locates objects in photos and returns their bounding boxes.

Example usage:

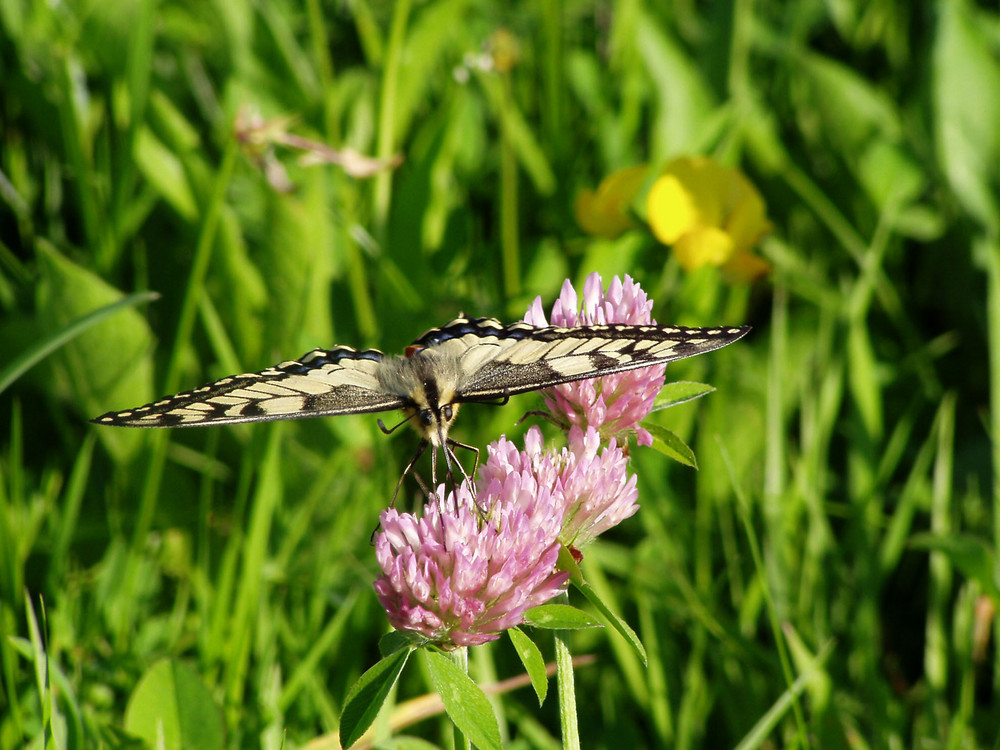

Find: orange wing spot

[405,345,425,358]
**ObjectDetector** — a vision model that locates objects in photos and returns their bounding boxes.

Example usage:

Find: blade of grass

[373,0,412,235]
[225,427,283,706]
[977,236,1000,690]
[717,436,810,746]
[925,392,956,693]
[0,291,159,397]
[733,639,835,750]
[47,434,95,589]
[117,137,238,645]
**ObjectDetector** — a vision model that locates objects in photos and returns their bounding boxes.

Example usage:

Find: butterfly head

[405,387,461,447]
[408,404,458,448]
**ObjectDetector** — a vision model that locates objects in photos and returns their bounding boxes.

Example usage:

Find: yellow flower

[575,165,648,239]
[646,157,771,282]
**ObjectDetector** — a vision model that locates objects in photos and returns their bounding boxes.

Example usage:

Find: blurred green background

[2,0,999,747]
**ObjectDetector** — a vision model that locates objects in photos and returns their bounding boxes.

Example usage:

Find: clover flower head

[374,464,568,648]
[551,426,640,548]
[524,273,666,446]
[481,427,640,550]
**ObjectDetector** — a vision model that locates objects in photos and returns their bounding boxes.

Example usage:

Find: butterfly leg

[445,439,484,512]
[447,439,480,483]
[373,442,434,545]
[391,439,430,507]
[438,442,461,497]
[443,440,477,492]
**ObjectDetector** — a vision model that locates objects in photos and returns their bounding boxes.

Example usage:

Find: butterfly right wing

[92,347,408,427]
[452,322,751,400]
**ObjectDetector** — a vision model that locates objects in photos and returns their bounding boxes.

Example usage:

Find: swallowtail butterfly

[93,316,749,485]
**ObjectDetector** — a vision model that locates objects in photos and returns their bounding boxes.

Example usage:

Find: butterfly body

[93,316,750,451]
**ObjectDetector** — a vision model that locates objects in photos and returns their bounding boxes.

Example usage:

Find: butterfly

[93,316,749,490]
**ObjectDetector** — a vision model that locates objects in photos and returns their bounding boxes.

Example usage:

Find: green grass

[2,0,999,747]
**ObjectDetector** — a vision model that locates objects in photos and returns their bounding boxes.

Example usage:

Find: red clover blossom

[524,273,666,447]
[374,470,568,648]
[480,426,639,550]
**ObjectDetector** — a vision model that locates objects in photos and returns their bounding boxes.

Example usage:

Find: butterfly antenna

[378,414,416,435]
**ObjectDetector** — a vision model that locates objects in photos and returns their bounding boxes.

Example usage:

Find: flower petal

[575,165,647,238]
[646,174,700,244]
[672,226,735,271]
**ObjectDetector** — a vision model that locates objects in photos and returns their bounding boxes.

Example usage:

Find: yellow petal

[649,155,771,282]
[575,165,647,238]
[724,175,772,252]
[600,165,648,201]
[647,174,701,243]
[672,226,734,271]
[665,157,726,225]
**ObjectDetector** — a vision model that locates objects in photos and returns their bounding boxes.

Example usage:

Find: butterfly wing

[452,322,751,401]
[92,347,407,427]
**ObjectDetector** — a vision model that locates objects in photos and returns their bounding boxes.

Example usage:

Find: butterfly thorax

[377,348,463,447]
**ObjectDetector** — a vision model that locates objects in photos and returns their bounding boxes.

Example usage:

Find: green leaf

[910,533,1000,602]
[644,423,698,468]
[476,72,556,195]
[573,580,647,666]
[651,381,716,411]
[377,738,441,750]
[0,291,158,397]
[797,52,902,154]
[396,0,475,141]
[123,659,224,750]
[507,627,548,705]
[35,242,156,462]
[133,126,198,220]
[846,324,882,440]
[380,629,425,657]
[733,640,836,750]
[340,647,411,749]
[856,139,926,215]
[423,650,502,750]
[932,0,1000,234]
[523,604,602,630]
[635,7,715,155]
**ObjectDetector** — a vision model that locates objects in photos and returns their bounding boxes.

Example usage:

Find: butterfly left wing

[92,347,407,427]
[452,323,750,401]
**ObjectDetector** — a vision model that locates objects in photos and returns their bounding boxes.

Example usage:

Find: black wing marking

[410,317,535,350]
[92,347,407,427]
[453,323,751,401]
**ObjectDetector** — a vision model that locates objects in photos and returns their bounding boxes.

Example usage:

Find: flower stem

[555,630,580,750]
[449,646,471,750]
